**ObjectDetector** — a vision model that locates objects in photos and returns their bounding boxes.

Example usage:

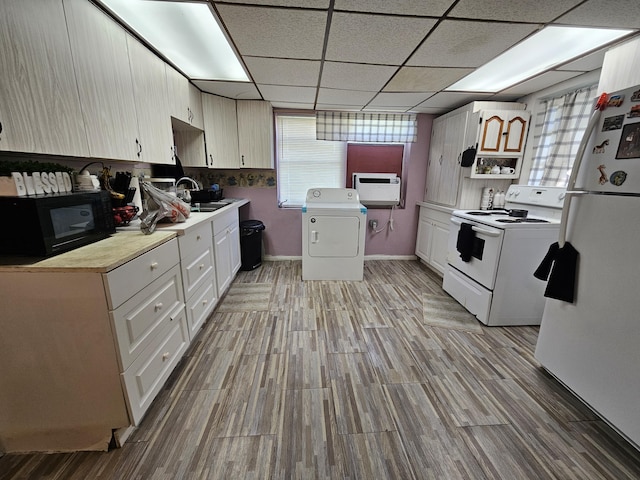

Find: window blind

[276,114,346,207]
[316,112,417,143]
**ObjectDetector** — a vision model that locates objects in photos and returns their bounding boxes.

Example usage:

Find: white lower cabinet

[176,222,217,339]
[212,208,241,296]
[415,206,451,275]
[104,239,188,426]
[121,304,189,425]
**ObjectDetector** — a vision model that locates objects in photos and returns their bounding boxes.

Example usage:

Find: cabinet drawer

[212,208,238,236]
[186,274,216,339]
[177,222,212,263]
[105,238,180,309]
[111,264,184,371]
[181,246,214,299]
[121,305,189,425]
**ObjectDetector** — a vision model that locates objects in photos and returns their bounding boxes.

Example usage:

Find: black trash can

[240,220,265,271]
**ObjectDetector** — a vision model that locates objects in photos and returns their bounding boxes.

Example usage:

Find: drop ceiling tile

[409,106,449,114]
[215,0,329,7]
[333,0,452,16]
[325,12,437,65]
[368,92,432,108]
[271,101,315,109]
[450,0,583,22]
[384,67,472,92]
[557,49,606,71]
[244,57,320,86]
[499,70,584,95]
[362,105,412,112]
[556,0,640,28]
[407,20,538,67]
[320,62,398,91]
[417,91,493,109]
[192,80,262,99]
[216,5,327,59]
[316,104,363,111]
[316,88,376,106]
[258,84,317,103]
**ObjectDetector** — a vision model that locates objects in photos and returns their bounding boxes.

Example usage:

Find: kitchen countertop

[117,198,249,235]
[0,231,178,273]
[0,198,250,273]
[416,201,455,214]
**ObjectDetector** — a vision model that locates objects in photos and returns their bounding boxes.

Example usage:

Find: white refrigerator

[535,84,640,449]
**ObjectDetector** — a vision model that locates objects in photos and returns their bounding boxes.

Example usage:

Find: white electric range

[443,185,566,326]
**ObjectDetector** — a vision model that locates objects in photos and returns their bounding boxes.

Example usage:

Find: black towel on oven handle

[534,242,579,303]
[456,223,475,262]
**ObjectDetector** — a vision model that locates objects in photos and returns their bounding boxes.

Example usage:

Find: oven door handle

[450,218,502,237]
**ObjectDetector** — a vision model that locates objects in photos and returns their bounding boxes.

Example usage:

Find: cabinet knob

[136,138,142,157]
[241,155,245,166]
[150,261,159,270]
[202,299,208,305]
[162,352,170,361]
[199,263,205,270]
[196,235,201,241]
[155,302,163,311]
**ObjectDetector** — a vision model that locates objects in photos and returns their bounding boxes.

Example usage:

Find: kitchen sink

[195,201,231,212]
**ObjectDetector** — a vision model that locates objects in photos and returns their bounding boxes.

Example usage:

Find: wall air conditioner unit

[352,173,401,207]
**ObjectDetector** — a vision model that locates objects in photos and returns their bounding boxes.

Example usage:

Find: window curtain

[316,112,417,143]
[528,84,598,186]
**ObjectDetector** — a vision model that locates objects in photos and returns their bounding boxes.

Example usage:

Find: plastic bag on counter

[138,180,191,235]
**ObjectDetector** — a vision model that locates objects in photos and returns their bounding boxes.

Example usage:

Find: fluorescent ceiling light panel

[446,26,632,93]
[98,0,248,81]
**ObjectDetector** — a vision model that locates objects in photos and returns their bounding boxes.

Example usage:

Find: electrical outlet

[369,219,378,229]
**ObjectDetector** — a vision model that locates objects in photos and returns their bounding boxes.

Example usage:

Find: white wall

[598,36,640,93]
[516,70,602,184]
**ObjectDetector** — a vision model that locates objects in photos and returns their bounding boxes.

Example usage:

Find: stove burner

[466,210,509,216]
[495,218,550,223]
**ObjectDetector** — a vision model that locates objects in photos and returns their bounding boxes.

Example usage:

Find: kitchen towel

[456,223,475,262]
[534,242,579,303]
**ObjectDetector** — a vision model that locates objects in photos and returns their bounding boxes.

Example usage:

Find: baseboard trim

[263,255,418,261]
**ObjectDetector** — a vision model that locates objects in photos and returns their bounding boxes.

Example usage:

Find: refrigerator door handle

[559,96,607,247]
[558,191,591,247]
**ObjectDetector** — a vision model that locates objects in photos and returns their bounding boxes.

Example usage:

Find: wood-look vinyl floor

[2,260,639,479]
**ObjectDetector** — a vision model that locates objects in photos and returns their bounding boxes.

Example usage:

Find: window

[276,114,346,208]
[528,84,598,186]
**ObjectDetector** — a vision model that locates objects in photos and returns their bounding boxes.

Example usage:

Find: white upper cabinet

[202,94,240,169]
[0,0,88,156]
[236,100,274,169]
[476,110,530,157]
[166,65,203,130]
[64,0,139,161]
[425,111,467,206]
[126,34,174,165]
[188,84,204,130]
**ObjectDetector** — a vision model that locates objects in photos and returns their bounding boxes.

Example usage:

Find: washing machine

[302,188,367,281]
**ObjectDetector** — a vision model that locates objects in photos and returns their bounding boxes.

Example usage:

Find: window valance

[316,112,417,143]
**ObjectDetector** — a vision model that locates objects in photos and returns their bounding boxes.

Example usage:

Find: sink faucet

[176,177,200,191]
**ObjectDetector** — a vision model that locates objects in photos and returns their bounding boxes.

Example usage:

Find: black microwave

[0,191,115,257]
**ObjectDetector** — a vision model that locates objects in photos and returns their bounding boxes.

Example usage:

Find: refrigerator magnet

[608,94,625,107]
[610,170,627,186]
[597,165,608,185]
[602,115,624,131]
[631,89,640,101]
[592,139,609,154]
[616,123,640,159]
